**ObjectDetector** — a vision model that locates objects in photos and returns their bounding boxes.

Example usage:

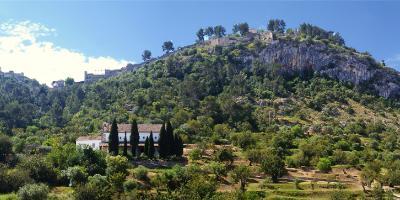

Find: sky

[0,1,399,85]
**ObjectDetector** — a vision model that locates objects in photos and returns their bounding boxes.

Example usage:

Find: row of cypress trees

[143,131,155,158]
[158,121,183,158]
[108,119,183,159]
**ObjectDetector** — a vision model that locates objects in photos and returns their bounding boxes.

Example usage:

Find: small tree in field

[231,165,251,192]
[317,157,332,173]
[214,148,234,166]
[261,150,286,183]
[106,155,128,192]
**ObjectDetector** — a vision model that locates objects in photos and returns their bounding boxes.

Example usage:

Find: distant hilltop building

[0,68,26,82]
[83,63,140,83]
[76,122,162,151]
[207,30,274,47]
[84,71,106,83]
[51,80,65,88]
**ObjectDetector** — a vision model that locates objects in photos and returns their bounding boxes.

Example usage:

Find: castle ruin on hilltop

[0,67,26,82]
[84,63,140,83]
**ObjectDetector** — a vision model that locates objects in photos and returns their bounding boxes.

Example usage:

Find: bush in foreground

[17,183,49,200]
[317,157,332,173]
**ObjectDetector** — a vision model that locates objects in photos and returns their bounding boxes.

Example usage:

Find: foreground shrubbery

[17,183,49,200]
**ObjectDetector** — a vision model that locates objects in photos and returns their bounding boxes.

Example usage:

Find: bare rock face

[254,39,400,99]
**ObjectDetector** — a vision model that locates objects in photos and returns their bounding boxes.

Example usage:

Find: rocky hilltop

[204,32,400,100]
[81,27,400,100]
[253,39,400,99]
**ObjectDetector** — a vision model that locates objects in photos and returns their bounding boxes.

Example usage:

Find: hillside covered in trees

[0,20,400,199]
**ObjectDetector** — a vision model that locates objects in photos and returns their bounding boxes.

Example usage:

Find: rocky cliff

[249,39,400,99]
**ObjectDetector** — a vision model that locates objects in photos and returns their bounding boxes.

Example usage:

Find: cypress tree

[144,137,149,157]
[148,131,155,159]
[130,119,139,157]
[123,132,128,156]
[158,123,167,158]
[166,121,174,156]
[172,134,184,157]
[109,119,119,155]
[171,134,177,156]
[176,135,184,157]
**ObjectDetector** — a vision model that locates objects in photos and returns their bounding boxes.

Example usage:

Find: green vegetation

[17,183,49,200]
[142,50,152,61]
[0,20,399,199]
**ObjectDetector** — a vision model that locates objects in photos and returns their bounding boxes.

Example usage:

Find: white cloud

[0,20,133,86]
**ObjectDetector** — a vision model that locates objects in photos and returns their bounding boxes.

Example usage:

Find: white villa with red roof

[76,122,162,150]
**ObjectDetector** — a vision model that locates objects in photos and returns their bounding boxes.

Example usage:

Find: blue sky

[0,1,399,84]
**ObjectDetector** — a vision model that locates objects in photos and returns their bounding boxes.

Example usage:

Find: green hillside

[0,22,399,199]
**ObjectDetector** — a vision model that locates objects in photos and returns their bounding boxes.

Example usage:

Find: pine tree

[123,132,128,156]
[130,119,139,157]
[144,137,149,157]
[158,123,167,158]
[148,131,155,159]
[109,119,119,155]
[166,121,174,157]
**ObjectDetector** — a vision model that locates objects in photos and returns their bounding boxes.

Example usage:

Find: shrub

[124,179,138,192]
[214,148,234,165]
[230,132,256,150]
[208,161,226,181]
[189,148,202,161]
[330,190,356,200]
[17,155,57,185]
[76,175,112,200]
[74,184,98,200]
[62,166,88,187]
[0,167,33,193]
[134,166,148,181]
[108,172,126,191]
[180,174,217,199]
[317,157,332,173]
[294,178,301,190]
[17,183,49,200]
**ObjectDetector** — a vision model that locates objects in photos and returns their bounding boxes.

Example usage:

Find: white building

[76,136,102,150]
[75,123,162,151]
[100,123,161,143]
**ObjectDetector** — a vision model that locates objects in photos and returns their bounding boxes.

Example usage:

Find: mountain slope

[64,29,399,137]
[0,25,399,137]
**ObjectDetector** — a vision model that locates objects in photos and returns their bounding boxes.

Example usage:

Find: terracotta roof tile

[102,123,162,133]
[76,136,102,141]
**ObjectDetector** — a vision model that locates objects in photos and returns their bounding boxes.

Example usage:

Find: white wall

[102,132,160,143]
[76,140,102,150]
